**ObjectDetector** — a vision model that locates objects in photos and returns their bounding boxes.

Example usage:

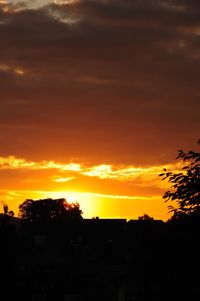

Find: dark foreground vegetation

[0,141,199,301]
[1,212,200,301]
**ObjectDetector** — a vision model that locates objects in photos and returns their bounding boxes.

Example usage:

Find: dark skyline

[0,0,200,219]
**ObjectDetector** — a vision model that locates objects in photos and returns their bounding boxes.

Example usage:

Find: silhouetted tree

[18,198,83,223]
[0,201,9,230]
[138,214,154,220]
[160,140,200,219]
[8,210,14,217]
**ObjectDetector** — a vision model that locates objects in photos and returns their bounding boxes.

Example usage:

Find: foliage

[138,214,154,220]
[8,211,14,217]
[18,198,83,223]
[159,141,200,219]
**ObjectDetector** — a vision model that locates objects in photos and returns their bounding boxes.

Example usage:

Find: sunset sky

[0,0,200,220]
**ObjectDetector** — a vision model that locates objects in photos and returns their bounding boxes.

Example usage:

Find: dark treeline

[1,204,200,301]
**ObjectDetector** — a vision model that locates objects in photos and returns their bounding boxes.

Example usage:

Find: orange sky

[0,0,200,220]
[0,155,191,220]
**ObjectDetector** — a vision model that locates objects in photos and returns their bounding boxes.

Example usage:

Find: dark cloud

[0,0,200,164]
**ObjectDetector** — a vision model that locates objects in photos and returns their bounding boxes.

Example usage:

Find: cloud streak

[0,154,182,182]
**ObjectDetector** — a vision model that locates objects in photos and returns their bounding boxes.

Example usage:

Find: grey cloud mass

[0,0,200,164]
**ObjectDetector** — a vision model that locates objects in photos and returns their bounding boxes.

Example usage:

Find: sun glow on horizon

[0,187,170,221]
[36,190,97,218]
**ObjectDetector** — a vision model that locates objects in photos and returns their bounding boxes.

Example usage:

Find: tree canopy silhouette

[138,214,154,221]
[160,140,200,219]
[18,198,83,223]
